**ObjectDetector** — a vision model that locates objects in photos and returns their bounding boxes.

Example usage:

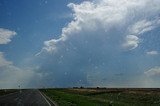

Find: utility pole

[18,85,21,93]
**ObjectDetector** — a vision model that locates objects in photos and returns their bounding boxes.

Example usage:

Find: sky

[0,0,160,88]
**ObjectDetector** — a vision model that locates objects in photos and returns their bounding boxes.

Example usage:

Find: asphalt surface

[0,89,54,106]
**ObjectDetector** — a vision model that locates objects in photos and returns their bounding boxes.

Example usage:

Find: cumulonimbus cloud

[39,0,160,53]
[35,0,160,87]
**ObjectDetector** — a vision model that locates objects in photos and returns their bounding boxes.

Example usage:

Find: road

[0,89,55,106]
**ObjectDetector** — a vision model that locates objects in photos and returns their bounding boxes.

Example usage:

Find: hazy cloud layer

[146,51,159,55]
[145,66,160,76]
[0,52,36,88]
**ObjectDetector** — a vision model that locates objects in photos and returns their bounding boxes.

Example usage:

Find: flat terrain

[0,89,54,106]
[0,89,18,96]
[41,88,160,106]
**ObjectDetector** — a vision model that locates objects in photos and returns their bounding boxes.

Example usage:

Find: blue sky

[0,0,78,64]
[0,0,160,88]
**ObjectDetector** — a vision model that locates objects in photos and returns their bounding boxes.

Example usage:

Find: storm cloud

[34,0,160,87]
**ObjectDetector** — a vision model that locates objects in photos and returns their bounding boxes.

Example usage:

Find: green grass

[41,89,109,106]
[92,92,160,106]
[41,88,160,106]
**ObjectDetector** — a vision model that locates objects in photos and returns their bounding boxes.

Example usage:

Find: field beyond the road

[41,88,160,106]
[0,89,18,96]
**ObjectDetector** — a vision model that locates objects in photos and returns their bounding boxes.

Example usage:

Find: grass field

[0,89,18,96]
[41,88,160,106]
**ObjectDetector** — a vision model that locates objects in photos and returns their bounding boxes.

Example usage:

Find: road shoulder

[39,90,58,106]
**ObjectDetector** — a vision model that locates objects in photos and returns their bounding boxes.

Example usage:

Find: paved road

[0,89,54,106]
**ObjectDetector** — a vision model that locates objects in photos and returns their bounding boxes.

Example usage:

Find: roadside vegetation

[0,89,18,96]
[41,88,160,106]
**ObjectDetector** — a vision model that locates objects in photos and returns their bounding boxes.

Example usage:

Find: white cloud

[123,35,139,50]
[43,38,64,53]
[123,18,160,50]
[0,28,40,88]
[146,51,159,55]
[0,28,16,44]
[39,0,160,53]
[145,66,160,76]
[129,20,156,35]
